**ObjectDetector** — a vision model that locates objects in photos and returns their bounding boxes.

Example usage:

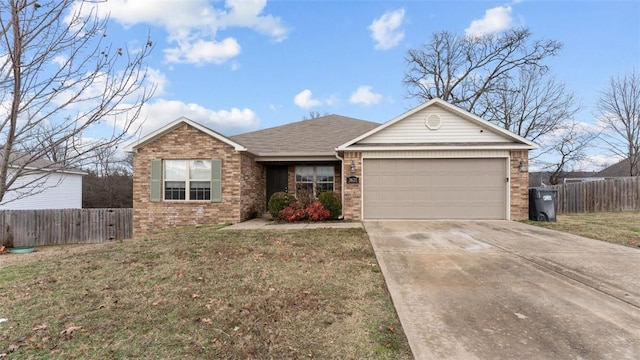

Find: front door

[266,166,289,207]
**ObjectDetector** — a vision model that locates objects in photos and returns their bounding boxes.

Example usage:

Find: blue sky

[84,0,638,169]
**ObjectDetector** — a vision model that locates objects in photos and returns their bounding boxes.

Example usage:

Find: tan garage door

[363,158,507,219]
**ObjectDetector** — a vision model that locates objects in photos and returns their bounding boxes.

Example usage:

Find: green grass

[0,226,411,359]
[523,211,640,248]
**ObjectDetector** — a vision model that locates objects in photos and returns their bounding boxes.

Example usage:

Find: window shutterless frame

[294,165,334,197]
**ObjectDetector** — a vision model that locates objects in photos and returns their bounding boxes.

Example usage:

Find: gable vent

[426,114,442,130]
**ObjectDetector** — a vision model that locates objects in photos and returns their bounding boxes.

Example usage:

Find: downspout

[334,151,345,220]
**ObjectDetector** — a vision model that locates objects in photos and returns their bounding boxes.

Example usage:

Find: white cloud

[137,99,259,136]
[369,8,405,50]
[269,104,283,112]
[222,0,289,42]
[48,66,167,115]
[325,94,339,107]
[350,86,383,105]
[68,0,288,65]
[164,38,241,66]
[144,67,169,96]
[465,6,513,37]
[576,154,621,172]
[294,89,323,109]
[52,55,68,67]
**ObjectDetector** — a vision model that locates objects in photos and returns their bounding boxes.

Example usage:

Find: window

[315,166,334,193]
[163,160,212,201]
[295,165,334,197]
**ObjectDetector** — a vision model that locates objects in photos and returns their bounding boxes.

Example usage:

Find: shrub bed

[278,201,331,222]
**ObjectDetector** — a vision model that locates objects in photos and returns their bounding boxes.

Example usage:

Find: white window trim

[163,160,212,201]
[294,165,335,197]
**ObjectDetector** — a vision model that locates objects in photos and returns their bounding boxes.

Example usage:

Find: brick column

[510,150,530,220]
[342,151,362,220]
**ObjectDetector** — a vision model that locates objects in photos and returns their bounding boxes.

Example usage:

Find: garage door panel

[363,158,507,219]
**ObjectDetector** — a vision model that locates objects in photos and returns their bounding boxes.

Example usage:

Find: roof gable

[123,117,247,152]
[338,98,537,150]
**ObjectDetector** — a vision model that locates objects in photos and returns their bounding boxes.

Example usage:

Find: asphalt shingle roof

[0,149,87,174]
[595,157,639,177]
[230,115,379,155]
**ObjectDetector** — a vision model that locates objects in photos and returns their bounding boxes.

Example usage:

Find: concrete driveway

[365,220,640,359]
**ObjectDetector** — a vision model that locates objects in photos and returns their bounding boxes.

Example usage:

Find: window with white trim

[164,160,212,201]
[295,165,334,197]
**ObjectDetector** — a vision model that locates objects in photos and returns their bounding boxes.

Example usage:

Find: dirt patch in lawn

[0,227,411,359]
[524,211,640,248]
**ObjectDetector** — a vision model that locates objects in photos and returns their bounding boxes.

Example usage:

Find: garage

[363,158,507,219]
[337,98,537,222]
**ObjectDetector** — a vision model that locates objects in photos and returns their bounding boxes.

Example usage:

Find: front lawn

[524,211,640,248]
[0,227,411,359]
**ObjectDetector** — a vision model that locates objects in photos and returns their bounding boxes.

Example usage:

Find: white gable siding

[359,106,511,144]
[0,171,83,210]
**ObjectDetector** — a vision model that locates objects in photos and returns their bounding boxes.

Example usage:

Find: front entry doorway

[266,166,289,208]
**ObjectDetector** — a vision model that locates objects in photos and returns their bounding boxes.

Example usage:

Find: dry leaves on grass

[60,326,82,338]
[32,324,47,332]
[0,228,411,359]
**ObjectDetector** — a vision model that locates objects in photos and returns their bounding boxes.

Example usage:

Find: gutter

[11,164,89,176]
[334,151,345,220]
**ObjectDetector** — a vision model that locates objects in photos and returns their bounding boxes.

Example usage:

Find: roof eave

[12,164,88,175]
[340,144,538,151]
[253,152,338,162]
[123,117,247,152]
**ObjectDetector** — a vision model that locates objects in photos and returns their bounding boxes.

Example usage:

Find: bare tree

[87,145,132,177]
[0,0,154,204]
[404,28,595,175]
[404,28,562,116]
[82,147,132,208]
[479,66,579,142]
[597,70,640,176]
[302,110,329,120]
[478,65,586,174]
[540,121,599,185]
[30,121,74,164]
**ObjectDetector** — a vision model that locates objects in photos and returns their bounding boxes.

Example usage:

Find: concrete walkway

[220,216,363,230]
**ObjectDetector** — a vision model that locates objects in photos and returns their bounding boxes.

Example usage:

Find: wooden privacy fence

[550,177,640,214]
[0,208,133,247]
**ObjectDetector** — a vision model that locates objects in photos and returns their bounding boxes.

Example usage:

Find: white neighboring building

[0,153,87,210]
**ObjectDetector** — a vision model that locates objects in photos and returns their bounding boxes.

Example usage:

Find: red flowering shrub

[278,203,306,222]
[278,201,330,222]
[305,201,330,222]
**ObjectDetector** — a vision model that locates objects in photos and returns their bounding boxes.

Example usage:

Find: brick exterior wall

[342,152,362,220]
[509,150,530,220]
[132,123,263,236]
[240,154,266,220]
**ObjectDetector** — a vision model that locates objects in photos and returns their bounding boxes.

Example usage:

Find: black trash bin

[529,188,558,222]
